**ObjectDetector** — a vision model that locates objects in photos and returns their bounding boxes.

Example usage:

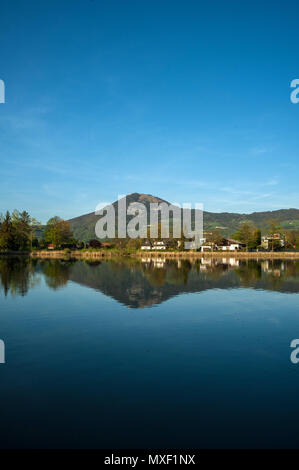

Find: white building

[152,241,167,250]
[261,234,284,250]
[219,238,246,251]
[141,240,152,250]
[141,240,169,250]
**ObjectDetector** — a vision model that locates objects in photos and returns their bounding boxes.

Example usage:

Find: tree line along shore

[1,209,299,255]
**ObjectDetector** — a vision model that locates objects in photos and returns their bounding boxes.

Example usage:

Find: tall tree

[267,219,282,252]
[234,222,253,251]
[44,217,73,247]
[234,222,261,251]
[12,210,31,251]
[209,229,223,247]
[29,217,42,250]
[283,230,298,249]
[0,211,15,251]
[250,228,261,249]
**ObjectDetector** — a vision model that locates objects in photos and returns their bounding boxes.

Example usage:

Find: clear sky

[0,0,299,222]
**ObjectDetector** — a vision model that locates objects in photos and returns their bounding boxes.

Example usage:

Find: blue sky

[0,0,299,222]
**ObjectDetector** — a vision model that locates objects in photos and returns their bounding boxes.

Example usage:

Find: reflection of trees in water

[140,259,192,287]
[143,267,167,287]
[165,263,186,286]
[235,260,262,287]
[140,258,299,292]
[0,258,76,297]
[167,260,191,286]
[85,260,102,267]
[284,260,299,278]
[109,258,141,273]
[40,259,75,290]
[203,263,230,281]
[1,257,299,302]
[0,257,40,297]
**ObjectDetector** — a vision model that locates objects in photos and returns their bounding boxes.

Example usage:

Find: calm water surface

[0,256,299,448]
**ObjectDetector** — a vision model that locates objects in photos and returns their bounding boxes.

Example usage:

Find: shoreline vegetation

[1,208,299,258]
[15,249,299,259]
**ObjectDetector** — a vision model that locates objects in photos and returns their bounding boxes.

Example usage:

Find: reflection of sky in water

[0,258,299,448]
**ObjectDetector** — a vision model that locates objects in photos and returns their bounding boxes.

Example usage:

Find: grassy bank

[28,250,299,260]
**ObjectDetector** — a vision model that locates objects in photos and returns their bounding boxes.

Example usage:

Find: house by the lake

[141,240,169,250]
[219,238,246,251]
[152,240,167,250]
[200,238,246,251]
[261,234,284,250]
[141,237,245,252]
[141,240,152,250]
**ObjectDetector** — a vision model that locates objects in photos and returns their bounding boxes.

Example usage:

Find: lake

[0,256,299,448]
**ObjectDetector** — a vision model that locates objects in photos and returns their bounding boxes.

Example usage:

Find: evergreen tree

[0,211,15,250]
[12,210,31,251]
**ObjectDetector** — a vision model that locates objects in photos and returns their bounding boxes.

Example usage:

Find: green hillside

[67,193,299,242]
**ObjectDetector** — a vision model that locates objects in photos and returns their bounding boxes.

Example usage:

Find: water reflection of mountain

[69,258,299,308]
[1,257,299,307]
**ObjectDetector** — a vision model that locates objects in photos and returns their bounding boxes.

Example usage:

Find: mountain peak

[125,193,169,206]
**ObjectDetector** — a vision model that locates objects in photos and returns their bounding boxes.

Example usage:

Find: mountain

[68,193,169,241]
[67,193,299,241]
